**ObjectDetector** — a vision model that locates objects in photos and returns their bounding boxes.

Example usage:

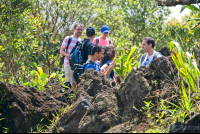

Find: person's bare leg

[71,70,77,88]
[72,83,77,88]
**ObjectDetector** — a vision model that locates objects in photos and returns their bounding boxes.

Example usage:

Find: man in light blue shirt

[138,37,162,68]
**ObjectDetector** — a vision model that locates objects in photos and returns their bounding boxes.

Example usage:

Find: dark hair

[91,44,104,56]
[116,75,121,84]
[142,37,155,48]
[86,26,96,37]
[100,45,116,64]
[73,23,83,29]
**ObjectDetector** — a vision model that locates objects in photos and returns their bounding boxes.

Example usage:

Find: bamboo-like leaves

[172,42,200,93]
[115,46,137,79]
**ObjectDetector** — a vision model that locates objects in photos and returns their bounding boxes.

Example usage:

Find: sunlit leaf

[186,5,199,11]
[180,5,187,13]
[169,41,174,51]
[38,67,43,76]
[171,54,181,70]
[152,8,158,13]
[127,47,135,62]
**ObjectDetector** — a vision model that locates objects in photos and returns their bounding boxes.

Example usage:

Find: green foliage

[114,40,139,79]
[171,41,200,93]
[0,0,170,83]
[155,41,200,125]
[142,101,154,114]
[1,0,193,133]
[165,4,200,53]
[17,66,65,92]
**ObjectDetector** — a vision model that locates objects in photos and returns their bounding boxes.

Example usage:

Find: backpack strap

[96,37,99,45]
[141,53,147,65]
[108,38,111,44]
[66,36,72,51]
[96,37,111,45]
[83,60,96,71]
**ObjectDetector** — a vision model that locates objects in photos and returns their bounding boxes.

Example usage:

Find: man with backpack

[84,44,115,78]
[69,26,96,88]
[138,37,162,68]
[60,23,83,88]
[93,25,113,46]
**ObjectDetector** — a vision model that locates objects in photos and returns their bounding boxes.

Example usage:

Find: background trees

[0,0,170,83]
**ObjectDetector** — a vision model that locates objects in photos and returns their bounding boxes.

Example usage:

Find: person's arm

[101,64,109,71]
[100,59,115,78]
[60,37,70,58]
[60,47,69,58]
[104,62,115,78]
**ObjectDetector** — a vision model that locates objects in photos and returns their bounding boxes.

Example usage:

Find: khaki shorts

[64,66,71,82]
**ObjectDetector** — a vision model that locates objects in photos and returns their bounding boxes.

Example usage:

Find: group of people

[60,23,162,88]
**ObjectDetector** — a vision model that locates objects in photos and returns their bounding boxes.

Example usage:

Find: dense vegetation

[1,0,200,133]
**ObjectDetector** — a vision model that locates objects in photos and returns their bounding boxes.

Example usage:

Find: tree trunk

[156,0,200,6]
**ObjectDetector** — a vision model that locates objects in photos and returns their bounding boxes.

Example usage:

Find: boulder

[117,69,151,122]
[158,46,171,56]
[78,90,120,133]
[53,95,93,133]
[0,82,66,133]
[44,78,76,105]
[53,69,118,133]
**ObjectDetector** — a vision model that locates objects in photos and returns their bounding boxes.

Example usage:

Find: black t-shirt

[82,38,94,63]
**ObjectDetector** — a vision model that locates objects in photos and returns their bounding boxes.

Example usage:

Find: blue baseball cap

[101,25,110,33]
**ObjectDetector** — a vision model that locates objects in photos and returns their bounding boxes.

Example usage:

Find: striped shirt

[61,35,81,66]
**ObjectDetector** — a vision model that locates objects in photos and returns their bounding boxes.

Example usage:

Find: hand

[109,59,116,68]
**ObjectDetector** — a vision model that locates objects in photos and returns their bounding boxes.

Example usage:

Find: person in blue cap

[93,25,113,47]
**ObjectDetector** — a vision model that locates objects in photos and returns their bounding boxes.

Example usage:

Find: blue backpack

[69,40,90,71]
[73,61,95,84]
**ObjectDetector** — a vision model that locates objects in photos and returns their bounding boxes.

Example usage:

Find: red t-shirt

[93,37,113,47]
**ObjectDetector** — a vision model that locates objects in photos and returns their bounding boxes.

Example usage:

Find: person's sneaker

[63,82,72,89]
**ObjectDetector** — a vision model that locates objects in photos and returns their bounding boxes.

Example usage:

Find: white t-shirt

[138,51,162,68]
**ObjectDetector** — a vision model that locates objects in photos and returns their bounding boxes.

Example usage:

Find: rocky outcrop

[44,77,76,105]
[53,95,92,133]
[53,69,119,133]
[0,82,67,133]
[53,54,178,133]
[117,69,151,123]
[1,46,183,133]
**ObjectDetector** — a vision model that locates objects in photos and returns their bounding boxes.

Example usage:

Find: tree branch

[156,0,200,6]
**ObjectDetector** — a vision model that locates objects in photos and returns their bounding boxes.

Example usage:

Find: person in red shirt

[93,25,113,47]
